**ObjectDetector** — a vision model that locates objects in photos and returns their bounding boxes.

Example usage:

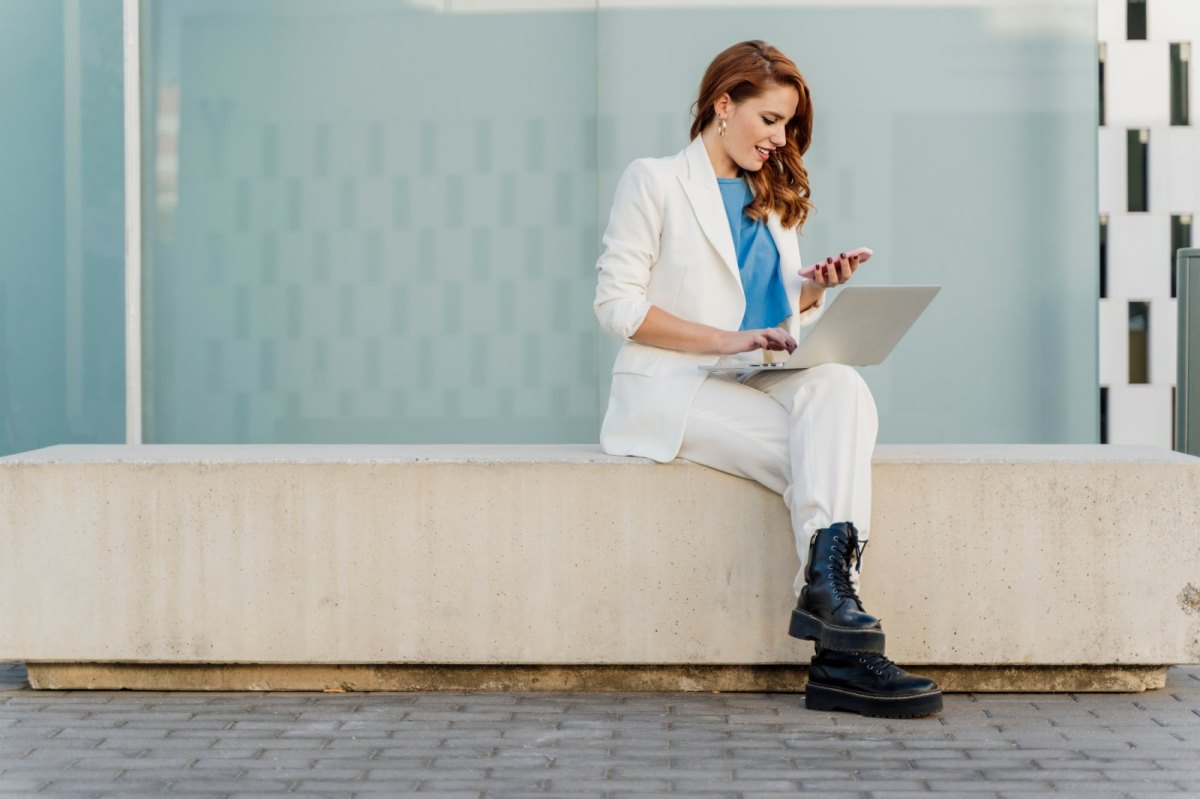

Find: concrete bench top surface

[2,442,1196,466]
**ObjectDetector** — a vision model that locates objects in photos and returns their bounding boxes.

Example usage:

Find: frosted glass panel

[598,1,1098,444]
[143,0,599,443]
[0,0,125,457]
[143,0,1097,446]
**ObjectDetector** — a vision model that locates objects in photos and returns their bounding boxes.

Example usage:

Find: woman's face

[714,83,798,176]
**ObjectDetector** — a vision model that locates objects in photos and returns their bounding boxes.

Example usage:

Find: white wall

[1098,0,1198,448]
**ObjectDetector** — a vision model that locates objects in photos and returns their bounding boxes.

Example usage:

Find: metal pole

[123,0,142,444]
[1178,247,1200,456]
[64,0,84,430]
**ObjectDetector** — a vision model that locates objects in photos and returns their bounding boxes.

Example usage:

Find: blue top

[716,177,791,331]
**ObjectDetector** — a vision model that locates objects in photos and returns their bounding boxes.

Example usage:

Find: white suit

[594,135,879,595]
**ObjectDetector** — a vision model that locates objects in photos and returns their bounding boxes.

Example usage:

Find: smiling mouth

[755,146,773,160]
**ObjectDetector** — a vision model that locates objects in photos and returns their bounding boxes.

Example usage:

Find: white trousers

[678,363,879,597]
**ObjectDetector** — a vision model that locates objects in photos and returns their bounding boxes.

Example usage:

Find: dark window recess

[1100,386,1109,444]
[1100,214,1109,298]
[1129,301,1150,384]
[1171,214,1192,298]
[1127,129,1149,212]
[1171,43,1190,126]
[1099,44,1107,126]
[1127,0,1147,40]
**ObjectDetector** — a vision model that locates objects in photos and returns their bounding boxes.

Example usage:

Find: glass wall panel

[143,0,1097,446]
[598,1,1098,443]
[142,0,599,443]
[0,0,125,457]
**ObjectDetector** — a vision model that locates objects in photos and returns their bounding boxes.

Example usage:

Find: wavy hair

[689,40,814,230]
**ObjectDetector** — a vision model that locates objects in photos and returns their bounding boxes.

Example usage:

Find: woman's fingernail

[839,252,846,258]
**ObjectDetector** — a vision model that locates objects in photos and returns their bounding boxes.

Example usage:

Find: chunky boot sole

[789,607,886,653]
[804,681,943,719]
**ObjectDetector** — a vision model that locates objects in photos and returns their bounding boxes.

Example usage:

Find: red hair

[689,40,814,230]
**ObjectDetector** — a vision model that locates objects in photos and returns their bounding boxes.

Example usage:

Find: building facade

[1098,0,1198,447]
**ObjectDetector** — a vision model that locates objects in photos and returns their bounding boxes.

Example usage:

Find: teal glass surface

[0,0,125,457]
[140,1,1097,445]
[142,0,600,443]
[598,1,1098,444]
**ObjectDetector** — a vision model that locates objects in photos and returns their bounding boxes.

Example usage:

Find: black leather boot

[805,648,943,718]
[788,521,885,653]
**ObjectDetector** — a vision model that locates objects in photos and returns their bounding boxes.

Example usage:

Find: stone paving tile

[0,778,50,792]
[0,662,1198,796]
[869,794,998,799]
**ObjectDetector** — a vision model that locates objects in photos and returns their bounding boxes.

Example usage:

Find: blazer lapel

[678,136,740,286]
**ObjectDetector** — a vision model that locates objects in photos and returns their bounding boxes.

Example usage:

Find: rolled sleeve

[594,159,662,341]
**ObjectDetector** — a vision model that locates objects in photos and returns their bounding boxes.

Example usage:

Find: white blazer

[594,135,825,463]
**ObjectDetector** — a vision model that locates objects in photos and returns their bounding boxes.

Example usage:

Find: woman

[593,40,942,718]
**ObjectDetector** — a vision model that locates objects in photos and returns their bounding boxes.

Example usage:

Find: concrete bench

[1,444,1198,692]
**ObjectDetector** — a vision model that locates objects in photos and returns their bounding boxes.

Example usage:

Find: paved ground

[0,662,1197,798]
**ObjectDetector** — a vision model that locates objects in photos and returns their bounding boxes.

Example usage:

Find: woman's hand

[717,327,797,355]
[808,251,861,288]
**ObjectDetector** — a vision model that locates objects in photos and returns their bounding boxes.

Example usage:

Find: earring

[718,117,726,137]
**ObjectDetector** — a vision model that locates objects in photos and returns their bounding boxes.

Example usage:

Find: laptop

[702,285,941,373]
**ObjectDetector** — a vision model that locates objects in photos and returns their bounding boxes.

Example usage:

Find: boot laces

[847,521,867,574]
[856,652,900,680]
[828,534,864,607]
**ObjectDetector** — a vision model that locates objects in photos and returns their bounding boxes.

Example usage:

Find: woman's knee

[807,363,868,396]
[801,364,878,419]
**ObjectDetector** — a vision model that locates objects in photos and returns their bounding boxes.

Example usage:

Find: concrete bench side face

[2,455,1199,666]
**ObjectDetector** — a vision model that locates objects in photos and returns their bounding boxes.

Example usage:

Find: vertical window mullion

[124,0,143,444]
[1173,215,1194,298]
[1100,213,1109,298]
[1127,0,1147,41]
[1171,43,1190,126]
[1127,129,1149,213]
[1129,301,1150,384]
[1100,386,1109,444]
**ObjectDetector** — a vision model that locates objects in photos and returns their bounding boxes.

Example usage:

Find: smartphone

[799,246,873,278]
